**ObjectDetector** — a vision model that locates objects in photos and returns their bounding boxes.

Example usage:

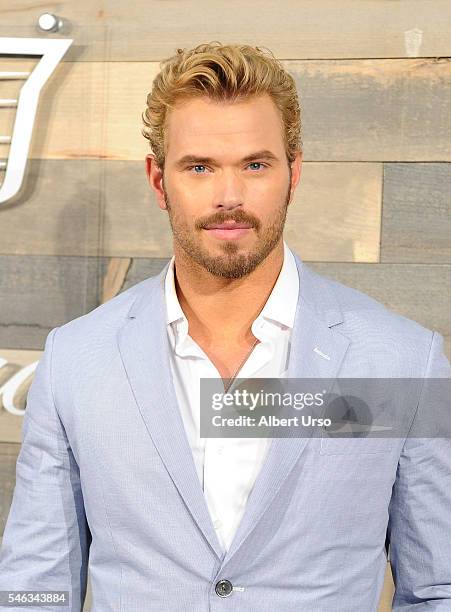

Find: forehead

[165,93,285,157]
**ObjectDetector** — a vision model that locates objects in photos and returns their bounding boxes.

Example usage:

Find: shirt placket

[203,328,275,552]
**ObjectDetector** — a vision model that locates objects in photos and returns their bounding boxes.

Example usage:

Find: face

[146,93,302,279]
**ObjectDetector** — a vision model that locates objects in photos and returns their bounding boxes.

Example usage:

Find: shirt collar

[256,239,299,330]
[165,239,299,345]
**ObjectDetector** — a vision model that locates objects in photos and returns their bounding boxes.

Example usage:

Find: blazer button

[215,579,233,597]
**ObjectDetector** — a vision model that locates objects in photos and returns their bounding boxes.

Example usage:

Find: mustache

[195,209,261,231]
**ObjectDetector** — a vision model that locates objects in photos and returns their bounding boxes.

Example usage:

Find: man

[0,42,450,611]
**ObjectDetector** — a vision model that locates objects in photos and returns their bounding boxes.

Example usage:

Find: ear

[288,150,303,205]
[291,150,302,190]
[145,154,167,211]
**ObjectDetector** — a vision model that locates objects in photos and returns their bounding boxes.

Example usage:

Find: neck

[172,240,285,349]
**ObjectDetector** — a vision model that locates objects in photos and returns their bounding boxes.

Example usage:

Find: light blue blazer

[1,251,450,611]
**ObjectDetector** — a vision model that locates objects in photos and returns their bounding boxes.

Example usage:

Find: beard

[163,173,292,280]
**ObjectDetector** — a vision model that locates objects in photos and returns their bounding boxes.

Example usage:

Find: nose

[213,170,244,211]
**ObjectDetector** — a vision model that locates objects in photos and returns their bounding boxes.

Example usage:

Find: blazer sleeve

[387,330,451,610]
[0,327,91,612]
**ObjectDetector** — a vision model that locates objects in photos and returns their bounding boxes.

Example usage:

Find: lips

[203,220,254,241]
[204,221,253,230]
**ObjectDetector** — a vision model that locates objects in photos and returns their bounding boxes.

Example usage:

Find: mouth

[203,221,254,241]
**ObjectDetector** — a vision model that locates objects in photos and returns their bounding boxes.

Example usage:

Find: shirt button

[217,445,224,454]
[213,519,222,530]
[215,579,233,597]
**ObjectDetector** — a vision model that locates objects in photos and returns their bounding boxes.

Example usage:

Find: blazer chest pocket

[320,436,394,455]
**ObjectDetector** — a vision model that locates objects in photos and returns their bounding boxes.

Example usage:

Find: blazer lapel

[117,264,225,560]
[220,253,351,569]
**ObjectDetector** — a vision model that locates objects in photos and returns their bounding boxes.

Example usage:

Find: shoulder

[301,263,436,372]
[50,274,159,353]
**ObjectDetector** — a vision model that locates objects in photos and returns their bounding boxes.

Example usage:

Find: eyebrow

[174,149,280,169]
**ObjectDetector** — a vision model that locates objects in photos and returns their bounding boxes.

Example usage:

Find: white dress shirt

[164,240,299,552]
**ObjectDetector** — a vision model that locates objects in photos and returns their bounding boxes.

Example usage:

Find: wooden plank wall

[1,2,450,610]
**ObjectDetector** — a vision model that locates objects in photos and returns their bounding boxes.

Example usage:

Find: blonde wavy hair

[142,41,302,173]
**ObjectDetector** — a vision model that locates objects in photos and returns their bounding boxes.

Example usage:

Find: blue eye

[249,162,265,171]
[187,162,267,174]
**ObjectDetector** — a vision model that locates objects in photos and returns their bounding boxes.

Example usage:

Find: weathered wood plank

[101,257,132,303]
[0,160,382,261]
[1,1,450,60]
[4,59,448,163]
[0,158,105,257]
[290,58,451,162]
[0,442,19,536]
[121,259,169,293]
[381,163,451,263]
[1,256,449,357]
[0,255,108,349]
[1,257,450,358]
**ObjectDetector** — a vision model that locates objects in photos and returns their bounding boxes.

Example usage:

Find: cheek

[172,182,211,212]
[249,188,288,220]
[251,175,289,202]
[177,175,213,195]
